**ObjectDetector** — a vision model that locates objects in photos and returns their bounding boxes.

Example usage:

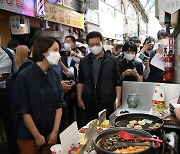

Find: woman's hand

[122,69,131,77]
[34,134,46,148]
[130,69,143,81]
[47,131,58,145]
[130,69,139,77]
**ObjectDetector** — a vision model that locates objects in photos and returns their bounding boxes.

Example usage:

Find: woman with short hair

[11,36,66,154]
[118,41,143,82]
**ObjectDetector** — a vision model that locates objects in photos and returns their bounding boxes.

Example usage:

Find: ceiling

[139,0,155,13]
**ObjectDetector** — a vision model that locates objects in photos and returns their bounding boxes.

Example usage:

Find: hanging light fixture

[20,16,25,28]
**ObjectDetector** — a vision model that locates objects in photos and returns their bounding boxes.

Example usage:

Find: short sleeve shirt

[118,58,143,81]
[0,47,17,73]
[11,63,66,139]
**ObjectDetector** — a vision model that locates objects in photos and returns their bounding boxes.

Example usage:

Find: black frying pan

[93,127,154,154]
[114,113,164,134]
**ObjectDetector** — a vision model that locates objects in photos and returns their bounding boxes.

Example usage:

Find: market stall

[56,81,179,154]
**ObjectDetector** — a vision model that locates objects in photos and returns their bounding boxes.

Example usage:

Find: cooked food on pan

[138,120,145,126]
[98,133,149,153]
[129,120,137,125]
[149,123,162,130]
[125,119,162,131]
[127,120,143,129]
[127,123,134,128]
[154,123,161,127]
[134,125,143,130]
[115,146,149,153]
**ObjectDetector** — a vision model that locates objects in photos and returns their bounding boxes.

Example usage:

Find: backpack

[6,58,33,95]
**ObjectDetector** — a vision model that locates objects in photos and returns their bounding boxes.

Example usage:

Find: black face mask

[147,44,154,50]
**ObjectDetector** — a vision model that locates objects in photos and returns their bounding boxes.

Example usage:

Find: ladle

[118,130,163,143]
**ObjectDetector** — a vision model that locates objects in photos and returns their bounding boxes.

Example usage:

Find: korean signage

[0,0,35,17]
[158,0,180,14]
[35,0,46,18]
[44,2,84,29]
[10,15,30,35]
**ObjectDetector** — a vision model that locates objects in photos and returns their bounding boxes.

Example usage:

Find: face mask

[64,43,71,51]
[147,44,154,50]
[158,39,169,48]
[47,52,61,65]
[89,46,102,55]
[125,53,135,61]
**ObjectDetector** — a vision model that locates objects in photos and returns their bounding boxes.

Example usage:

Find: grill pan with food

[93,127,156,154]
[114,113,164,134]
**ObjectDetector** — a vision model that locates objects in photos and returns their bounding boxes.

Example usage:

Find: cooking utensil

[93,128,155,154]
[114,113,164,135]
[117,142,153,147]
[118,130,163,143]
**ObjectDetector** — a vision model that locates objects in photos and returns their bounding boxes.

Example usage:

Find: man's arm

[114,60,122,109]
[77,83,85,109]
[59,60,74,78]
[77,59,85,109]
[115,86,122,109]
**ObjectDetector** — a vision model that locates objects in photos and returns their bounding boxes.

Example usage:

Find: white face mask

[47,52,61,65]
[64,43,71,51]
[89,45,103,55]
[158,39,169,48]
[125,53,135,61]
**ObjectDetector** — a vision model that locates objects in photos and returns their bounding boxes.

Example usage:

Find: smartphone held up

[139,54,149,61]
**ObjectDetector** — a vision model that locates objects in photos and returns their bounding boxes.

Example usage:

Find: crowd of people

[0,29,179,154]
